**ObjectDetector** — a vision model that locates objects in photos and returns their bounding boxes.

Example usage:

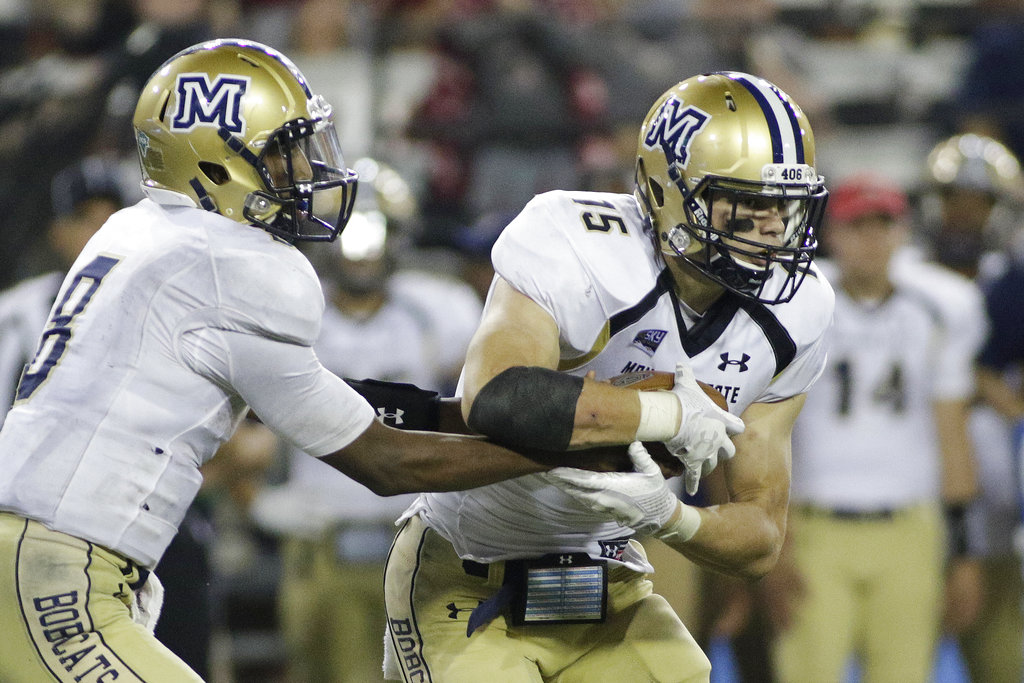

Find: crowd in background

[5,0,1020,288]
[2,0,1024,681]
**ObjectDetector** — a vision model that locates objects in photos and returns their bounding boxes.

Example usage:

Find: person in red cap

[828,173,910,224]
[759,172,986,683]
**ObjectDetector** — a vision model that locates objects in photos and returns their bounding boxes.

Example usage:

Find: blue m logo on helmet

[642,96,709,179]
[171,74,249,134]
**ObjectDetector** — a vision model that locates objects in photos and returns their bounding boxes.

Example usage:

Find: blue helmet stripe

[770,83,806,163]
[727,73,804,165]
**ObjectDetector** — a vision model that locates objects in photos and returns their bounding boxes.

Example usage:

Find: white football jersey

[0,200,375,568]
[791,256,985,510]
[407,190,835,571]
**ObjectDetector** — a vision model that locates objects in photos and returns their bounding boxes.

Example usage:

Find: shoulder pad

[208,229,325,345]
[493,191,661,354]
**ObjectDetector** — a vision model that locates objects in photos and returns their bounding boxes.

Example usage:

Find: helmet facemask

[923,133,1024,267]
[674,175,825,304]
[248,114,358,242]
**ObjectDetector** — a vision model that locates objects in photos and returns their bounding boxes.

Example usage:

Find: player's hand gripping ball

[607,370,730,479]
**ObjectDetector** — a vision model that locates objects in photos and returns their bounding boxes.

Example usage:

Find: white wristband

[655,501,702,544]
[635,390,681,442]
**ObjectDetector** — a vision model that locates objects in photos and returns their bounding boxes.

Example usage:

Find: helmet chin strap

[706,244,767,294]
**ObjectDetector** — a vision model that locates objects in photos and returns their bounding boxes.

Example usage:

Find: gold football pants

[0,512,202,682]
[772,503,944,683]
[278,521,397,683]
[383,514,711,683]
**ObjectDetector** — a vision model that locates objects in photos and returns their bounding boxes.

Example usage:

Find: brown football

[607,370,728,410]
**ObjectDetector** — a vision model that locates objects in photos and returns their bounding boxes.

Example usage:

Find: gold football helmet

[302,157,418,295]
[925,133,1024,204]
[923,133,1024,268]
[635,72,827,304]
[132,39,358,241]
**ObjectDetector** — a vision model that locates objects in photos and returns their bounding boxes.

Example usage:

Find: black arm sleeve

[343,378,441,431]
[467,366,583,451]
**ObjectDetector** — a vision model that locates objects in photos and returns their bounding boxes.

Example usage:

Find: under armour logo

[718,352,750,372]
[171,74,250,134]
[376,407,404,425]
[446,601,479,619]
[598,538,629,561]
[558,555,574,565]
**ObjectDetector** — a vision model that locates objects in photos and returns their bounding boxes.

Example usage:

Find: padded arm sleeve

[467,366,583,450]
[180,328,375,456]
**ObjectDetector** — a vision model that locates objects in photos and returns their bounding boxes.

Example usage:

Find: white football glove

[543,442,680,535]
[130,572,164,634]
[669,362,745,496]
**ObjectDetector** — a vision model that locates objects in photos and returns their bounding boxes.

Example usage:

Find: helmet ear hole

[157,91,171,123]
[199,162,230,185]
[649,177,664,208]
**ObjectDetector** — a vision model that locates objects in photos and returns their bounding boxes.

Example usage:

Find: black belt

[463,559,489,578]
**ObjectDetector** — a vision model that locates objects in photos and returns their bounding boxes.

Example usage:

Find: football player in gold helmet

[924,134,1024,683]
[381,71,834,683]
[921,133,1024,276]
[0,39,628,682]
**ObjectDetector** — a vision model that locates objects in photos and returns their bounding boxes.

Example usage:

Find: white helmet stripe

[725,72,805,165]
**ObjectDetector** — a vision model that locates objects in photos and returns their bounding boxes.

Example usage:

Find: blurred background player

[919,132,1024,683]
[971,207,1024,683]
[250,157,483,683]
[917,133,1024,280]
[765,174,984,683]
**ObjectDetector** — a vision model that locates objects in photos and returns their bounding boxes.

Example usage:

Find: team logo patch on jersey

[171,73,250,134]
[598,538,630,561]
[642,96,710,175]
[631,329,667,357]
[718,352,751,372]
